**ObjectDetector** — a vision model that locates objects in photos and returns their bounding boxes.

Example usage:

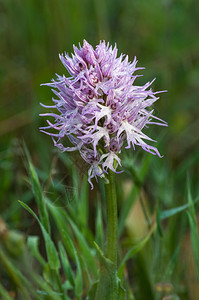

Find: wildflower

[40,40,167,188]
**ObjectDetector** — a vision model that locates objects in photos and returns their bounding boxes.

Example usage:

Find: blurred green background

[0,0,199,299]
[1,0,199,169]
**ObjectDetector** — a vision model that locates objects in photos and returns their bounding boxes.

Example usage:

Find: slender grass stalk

[105,171,118,265]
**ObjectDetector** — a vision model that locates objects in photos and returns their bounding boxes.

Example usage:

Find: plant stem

[105,170,118,265]
[94,171,119,300]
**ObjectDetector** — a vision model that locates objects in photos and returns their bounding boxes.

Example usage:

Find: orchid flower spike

[40,40,167,189]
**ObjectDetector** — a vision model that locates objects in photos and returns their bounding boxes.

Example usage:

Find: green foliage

[19,201,60,271]
[187,178,199,280]
[27,236,46,267]
[28,160,50,234]
[93,242,126,300]
[118,223,155,281]
[95,201,104,248]
[0,0,199,299]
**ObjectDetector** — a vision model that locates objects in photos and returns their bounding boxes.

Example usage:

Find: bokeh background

[1,0,199,299]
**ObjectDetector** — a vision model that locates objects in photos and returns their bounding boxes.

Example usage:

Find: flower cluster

[40,40,167,188]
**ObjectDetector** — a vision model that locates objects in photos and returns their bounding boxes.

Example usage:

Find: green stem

[105,171,118,265]
[94,171,118,300]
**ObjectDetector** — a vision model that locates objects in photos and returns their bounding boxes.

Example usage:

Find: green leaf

[29,161,50,233]
[58,241,75,288]
[18,201,60,270]
[118,281,127,300]
[23,144,50,233]
[47,198,97,278]
[87,280,126,300]
[37,290,63,296]
[62,230,83,297]
[156,205,163,237]
[86,281,98,300]
[118,225,155,280]
[187,211,199,280]
[160,196,199,220]
[27,236,46,267]
[186,177,199,280]
[162,245,181,281]
[187,175,197,222]
[43,263,63,292]
[94,242,126,300]
[32,273,63,300]
[68,217,98,278]
[45,199,75,259]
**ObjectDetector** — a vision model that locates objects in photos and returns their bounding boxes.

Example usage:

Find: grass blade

[18,201,60,270]
[186,177,199,280]
[58,241,75,288]
[118,223,155,280]
[29,161,50,234]
[23,142,50,233]
[62,230,83,298]
[27,236,46,267]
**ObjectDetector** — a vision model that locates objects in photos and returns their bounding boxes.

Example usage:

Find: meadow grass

[0,0,199,299]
